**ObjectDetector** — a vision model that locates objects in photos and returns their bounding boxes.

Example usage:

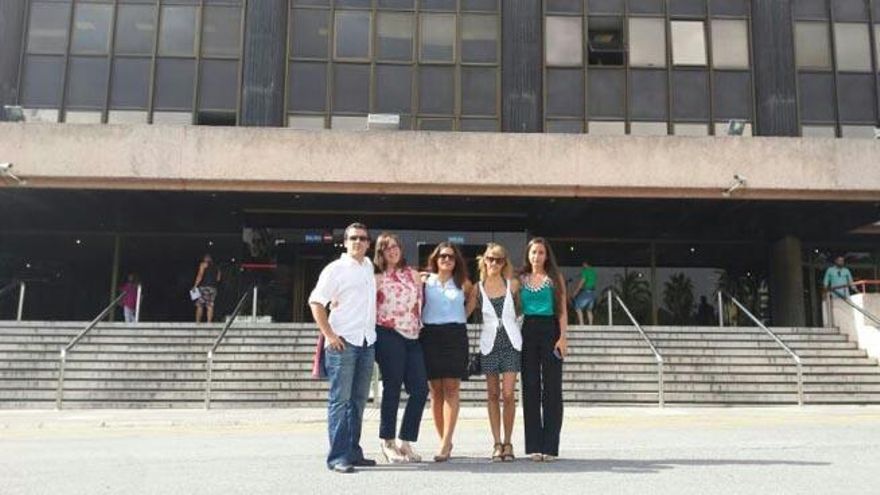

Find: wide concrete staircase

[2,321,880,408]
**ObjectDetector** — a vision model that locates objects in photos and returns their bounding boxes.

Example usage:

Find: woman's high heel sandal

[380,441,406,464]
[491,443,504,463]
[501,443,515,462]
[433,443,453,463]
[398,442,422,463]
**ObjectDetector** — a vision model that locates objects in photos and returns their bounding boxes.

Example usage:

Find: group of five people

[309,223,569,473]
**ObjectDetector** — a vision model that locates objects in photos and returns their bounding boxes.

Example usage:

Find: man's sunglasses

[347,235,369,242]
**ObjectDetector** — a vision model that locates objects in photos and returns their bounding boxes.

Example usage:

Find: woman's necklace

[526,272,549,292]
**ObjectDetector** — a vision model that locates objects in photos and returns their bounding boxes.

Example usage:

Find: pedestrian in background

[192,254,221,323]
[571,260,597,325]
[119,273,139,323]
[823,254,858,299]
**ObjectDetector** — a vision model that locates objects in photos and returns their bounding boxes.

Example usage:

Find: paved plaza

[3,406,880,495]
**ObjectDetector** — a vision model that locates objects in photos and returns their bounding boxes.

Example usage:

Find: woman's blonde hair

[477,243,513,282]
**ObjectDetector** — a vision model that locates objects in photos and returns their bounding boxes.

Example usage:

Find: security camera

[723,174,748,197]
[0,162,25,185]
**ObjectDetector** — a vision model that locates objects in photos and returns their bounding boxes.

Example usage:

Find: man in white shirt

[309,222,377,473]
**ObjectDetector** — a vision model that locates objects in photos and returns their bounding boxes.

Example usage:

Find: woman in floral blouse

[373,232,428,463]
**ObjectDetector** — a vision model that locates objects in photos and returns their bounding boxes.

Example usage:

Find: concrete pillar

[750,0,799,136]
[240,0,287,126]
[501,0,542,132]
[769,236,806,326]
[0,1,26,119]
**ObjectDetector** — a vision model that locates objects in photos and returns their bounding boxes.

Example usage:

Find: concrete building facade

[1,0,879,326]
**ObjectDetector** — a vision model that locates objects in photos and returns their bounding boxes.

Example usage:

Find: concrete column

[240,0,287,126]
[769,236,806,326]
[0,1,26,119]
[750,0,799,136]
[501,0,542,132]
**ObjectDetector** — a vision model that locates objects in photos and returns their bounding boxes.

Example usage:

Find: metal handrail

[204,285,254,409]
[56,291,127,409]
[829,279,880,294]
[718,291,804,406]
[607,290,664,407]
[832,293,880,328]
[1,280,26,321]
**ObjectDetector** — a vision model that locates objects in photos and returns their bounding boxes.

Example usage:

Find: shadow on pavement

[366,457,830,474]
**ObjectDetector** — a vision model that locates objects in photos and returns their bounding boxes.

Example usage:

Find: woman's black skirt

[419,323,468,380]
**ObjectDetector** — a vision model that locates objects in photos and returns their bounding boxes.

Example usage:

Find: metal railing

[0,280,26,321]
[828,291,880,328]
[606,290,664,407]
[56,291,127,409]
[826,280,880,329]
[204,285,254,409]
[718,291,803,406]
[134,284,143,323]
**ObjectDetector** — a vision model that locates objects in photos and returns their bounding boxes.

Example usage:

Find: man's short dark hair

[344,222,369,239]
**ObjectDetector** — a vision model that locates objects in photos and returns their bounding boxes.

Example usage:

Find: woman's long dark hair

[373,232,408,273]
[426,242,469,289]
[520,237,564,315]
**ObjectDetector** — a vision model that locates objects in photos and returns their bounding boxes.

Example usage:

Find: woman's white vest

[478,280,522,355]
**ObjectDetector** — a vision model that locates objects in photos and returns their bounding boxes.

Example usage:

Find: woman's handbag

[465,325,481,380]
[466,351,482,378]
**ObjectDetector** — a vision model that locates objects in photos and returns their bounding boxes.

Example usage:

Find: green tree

[663,272,695,324]
[594,270,652,324]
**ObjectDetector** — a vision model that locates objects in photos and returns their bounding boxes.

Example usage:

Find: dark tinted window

[629,69,668,120]
[546,69,584,117]
[110,58,151,108]
[154,58,196,110]
[66,56,110,108]
[288,62,327,112]
[672,70,709,120]
[333,64,370,113]
[798,72,836,123]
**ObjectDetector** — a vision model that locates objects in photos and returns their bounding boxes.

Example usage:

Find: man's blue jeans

[325,340,375,469]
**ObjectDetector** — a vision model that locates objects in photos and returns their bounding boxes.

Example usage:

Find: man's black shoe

[352,458,377,467]
[330,464,355,474]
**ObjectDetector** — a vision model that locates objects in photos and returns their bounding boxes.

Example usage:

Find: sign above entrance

[448,235,465,244]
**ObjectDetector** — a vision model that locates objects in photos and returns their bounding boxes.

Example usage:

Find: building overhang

[1,123,879,201]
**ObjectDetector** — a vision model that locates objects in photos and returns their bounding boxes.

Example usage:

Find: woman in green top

[519,237,568,462]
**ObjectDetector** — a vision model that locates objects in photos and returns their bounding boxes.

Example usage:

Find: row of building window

[21,0,244,121]
[796,22,880,71]
[543,69,751,121]
[14,0,880,135]
[546,0,750,16]
[290,9,497,64]
[285,3,500,125]
[546,17,750,68]
[26,1,242,58]
[292,0,498,11]
[794,0,880,22]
